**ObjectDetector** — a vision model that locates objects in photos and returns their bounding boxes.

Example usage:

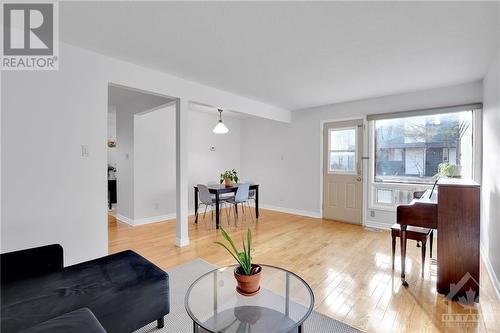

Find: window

[374,111,473,184]
[374,186,419,206]
[328,128,356,173]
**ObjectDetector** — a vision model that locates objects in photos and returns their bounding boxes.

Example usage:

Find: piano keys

[397,178,480,300]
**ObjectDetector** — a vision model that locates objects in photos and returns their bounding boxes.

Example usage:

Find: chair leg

[222,202,229,225]
[421,240,427,278]
[242,202,247,222]
[203,205,208,219]
[430,230,434,258]
[227,203,233,226]
[247,201,254,222]
[391,233,396,270]
[234,204,238,226]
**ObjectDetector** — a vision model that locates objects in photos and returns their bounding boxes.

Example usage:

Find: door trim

[319,117,365,221]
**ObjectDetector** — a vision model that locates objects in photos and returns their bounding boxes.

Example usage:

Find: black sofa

[1,244,169,333]
[18,308,106,333]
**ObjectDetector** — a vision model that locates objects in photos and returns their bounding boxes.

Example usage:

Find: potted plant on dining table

[215,227,262,296]
[220,169,239,187]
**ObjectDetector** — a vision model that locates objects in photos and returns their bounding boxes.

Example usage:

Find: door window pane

[330,129,356,150]
[330,151,355,173]
[329,128,357,173]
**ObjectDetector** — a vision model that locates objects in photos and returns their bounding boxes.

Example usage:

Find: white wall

[241,81,483,223]
[1,42,288,265]
[1,50,108,265]
[482,38,500,296]
[134,104,176,222]
[116,104,136,220]
[107,105,117,167]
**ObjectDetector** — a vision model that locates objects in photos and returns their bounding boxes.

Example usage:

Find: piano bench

[391,223,434,278]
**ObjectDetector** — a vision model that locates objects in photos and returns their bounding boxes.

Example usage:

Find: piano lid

[438,178,480,187]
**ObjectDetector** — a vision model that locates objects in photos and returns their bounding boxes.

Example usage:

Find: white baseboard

[176,237,190,247]
[116,213,176,226]
[134,213,176,226]
[480,244,500,300]
[257,204,321,219]
[364,220,392,230]
[116,214,133,226]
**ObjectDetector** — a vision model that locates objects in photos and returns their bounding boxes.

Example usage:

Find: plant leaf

[246,228,252,261]
[219,227,239,255]
[242,238,249,269]
[214,241,243,267]
[238,252,250,274]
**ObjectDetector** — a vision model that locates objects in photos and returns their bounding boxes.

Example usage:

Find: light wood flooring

[108,208,500,333]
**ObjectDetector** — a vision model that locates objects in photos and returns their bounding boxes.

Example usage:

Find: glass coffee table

[185,264,314,333]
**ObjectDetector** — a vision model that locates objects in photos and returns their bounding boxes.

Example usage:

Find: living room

[2,1,500,333]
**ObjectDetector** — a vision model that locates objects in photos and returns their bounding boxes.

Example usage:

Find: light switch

[81,145,89,157]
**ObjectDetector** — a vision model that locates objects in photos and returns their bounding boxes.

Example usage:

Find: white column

[175,99,189,247]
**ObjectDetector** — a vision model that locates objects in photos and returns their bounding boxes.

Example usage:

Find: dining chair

[197,184,231,228]
[239,180,256,204]
[226,183,253,225]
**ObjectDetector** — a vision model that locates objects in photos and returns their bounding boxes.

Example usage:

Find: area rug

[134,259,363,333]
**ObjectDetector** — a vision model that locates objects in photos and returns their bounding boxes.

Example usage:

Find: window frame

[373,110,473,185]
[367,107,481,212]
[327,126,358,175]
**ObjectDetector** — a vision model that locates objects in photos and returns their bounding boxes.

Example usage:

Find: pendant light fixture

[213,108,229,134]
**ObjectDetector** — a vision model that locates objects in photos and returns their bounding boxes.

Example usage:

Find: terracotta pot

[224,178,233,187]
[234,264,262,296]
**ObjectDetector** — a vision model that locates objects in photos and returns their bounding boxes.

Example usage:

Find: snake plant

[214,227,255,275]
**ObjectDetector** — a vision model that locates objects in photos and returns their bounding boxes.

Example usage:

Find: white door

[323,120,363,223]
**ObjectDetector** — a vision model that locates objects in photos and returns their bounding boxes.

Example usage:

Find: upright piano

[397,178,480,300]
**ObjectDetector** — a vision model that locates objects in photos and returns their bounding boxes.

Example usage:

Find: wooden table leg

[400,224,408,286]
[255,186,259,219]
[430,230,434,258]
[194,187,199,224]
[421,239,427,278]
[391,231,396,270]
[215,192,220,229]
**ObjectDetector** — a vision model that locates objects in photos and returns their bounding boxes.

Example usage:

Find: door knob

[356,176,362,182]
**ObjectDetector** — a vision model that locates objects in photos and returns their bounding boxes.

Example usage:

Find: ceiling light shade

[213,109,229,134]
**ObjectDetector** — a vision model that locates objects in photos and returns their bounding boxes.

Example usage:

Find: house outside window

[374,111,473,184]
[368,107,478,209]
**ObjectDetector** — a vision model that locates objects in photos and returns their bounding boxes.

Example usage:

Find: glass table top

[185,264,314,333]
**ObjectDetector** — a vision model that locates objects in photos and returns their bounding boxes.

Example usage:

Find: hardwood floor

[108,208,500,333]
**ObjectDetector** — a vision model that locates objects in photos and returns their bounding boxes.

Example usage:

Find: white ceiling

[62,2,499,111]
[108,85,173,112]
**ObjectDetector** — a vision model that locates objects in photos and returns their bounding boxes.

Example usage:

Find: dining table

[193,183,259,229]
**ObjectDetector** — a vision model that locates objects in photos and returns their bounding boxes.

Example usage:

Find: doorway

[107,84,175,224]
[322,119,363,224]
